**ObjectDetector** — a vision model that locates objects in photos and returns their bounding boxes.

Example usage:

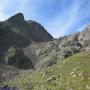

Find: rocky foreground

[0,52,90,90]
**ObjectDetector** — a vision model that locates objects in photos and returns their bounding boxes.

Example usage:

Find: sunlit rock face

[78,25,90,51]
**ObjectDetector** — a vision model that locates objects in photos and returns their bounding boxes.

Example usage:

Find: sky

[0,0,90,38]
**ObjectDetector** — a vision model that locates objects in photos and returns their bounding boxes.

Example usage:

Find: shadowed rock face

[0,13,53,68]
[27,20,53,42]
[0,13,53,48]
[7,13,53,42]
[8,13,25,24]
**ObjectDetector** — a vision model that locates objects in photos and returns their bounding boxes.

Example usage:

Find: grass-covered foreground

[6,52,90,90]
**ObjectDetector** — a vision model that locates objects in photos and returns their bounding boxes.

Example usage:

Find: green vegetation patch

[4,47,34,69]
[7,52,90,90]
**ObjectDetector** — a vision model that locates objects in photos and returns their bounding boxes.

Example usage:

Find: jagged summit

[7,13,25,24]
[4,13,53,42]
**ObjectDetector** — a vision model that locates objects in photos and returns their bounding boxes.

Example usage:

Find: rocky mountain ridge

[0,13,90,70]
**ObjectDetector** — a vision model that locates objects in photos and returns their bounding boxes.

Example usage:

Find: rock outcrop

[78,25,90,51]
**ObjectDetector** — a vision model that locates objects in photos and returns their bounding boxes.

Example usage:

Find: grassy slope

[8,52,90,90]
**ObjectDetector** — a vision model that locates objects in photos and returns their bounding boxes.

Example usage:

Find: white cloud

[45,1,78,37]
[0,0,44,20]
[0,0,12,20]
[45,0,90,38]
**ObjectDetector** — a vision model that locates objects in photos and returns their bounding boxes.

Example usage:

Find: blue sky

[0,0,90,38]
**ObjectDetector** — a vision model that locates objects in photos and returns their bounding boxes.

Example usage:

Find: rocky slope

[31,25,90,68]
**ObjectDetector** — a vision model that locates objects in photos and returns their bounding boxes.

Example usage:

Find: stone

[46,75,57,82]
[86,85,90,90]
[72,74,76,78]
[70,72,74,75]
[41,71,47,77]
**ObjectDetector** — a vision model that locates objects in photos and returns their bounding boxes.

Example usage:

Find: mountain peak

[8,13,25,23]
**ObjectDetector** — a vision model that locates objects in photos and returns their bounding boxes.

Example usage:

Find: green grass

[7,52,90,90]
